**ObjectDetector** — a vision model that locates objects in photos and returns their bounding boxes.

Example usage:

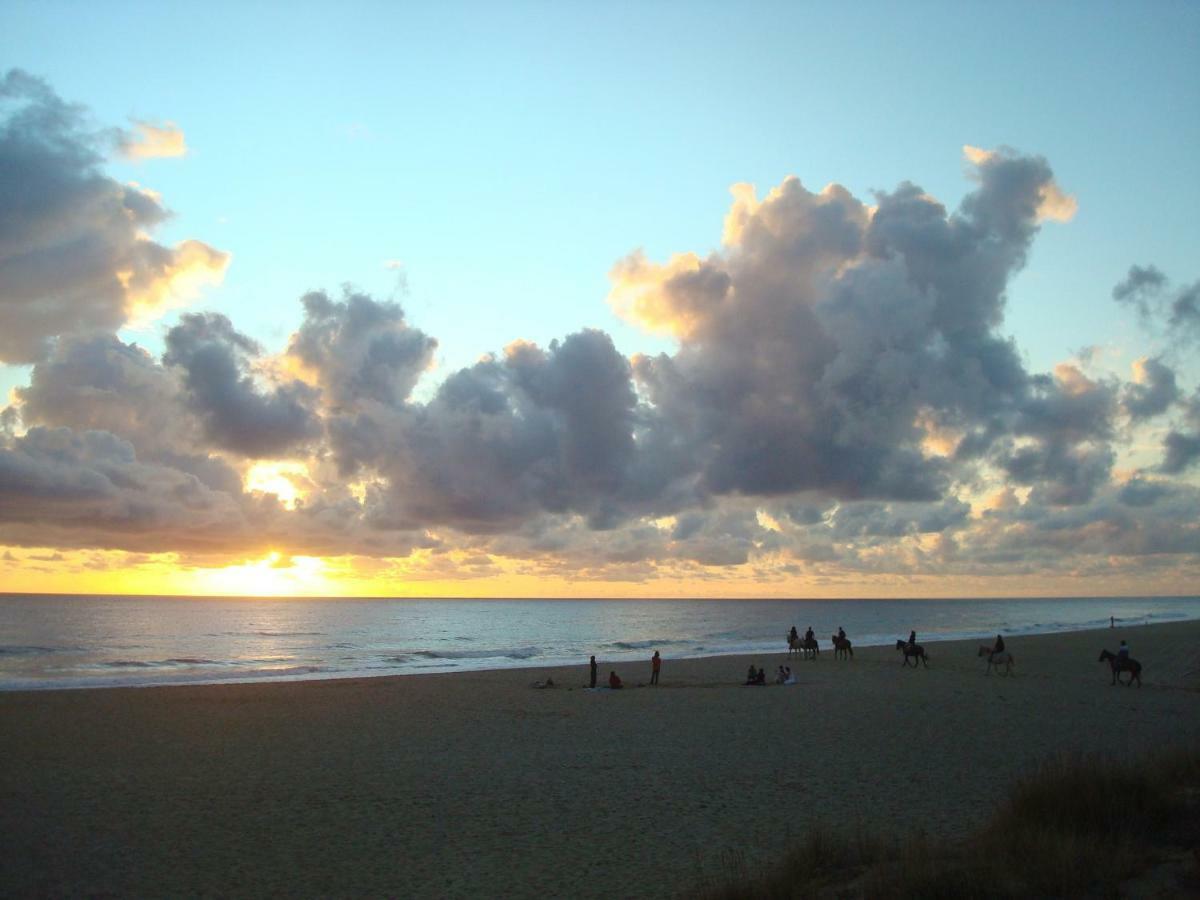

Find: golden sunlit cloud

[120,120,188,160]
[122,239,231,324]
[608,249,712,339]
[244,461,313,509]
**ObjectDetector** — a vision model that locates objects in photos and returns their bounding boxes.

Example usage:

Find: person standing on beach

[650,651,661,685]
[589,655,598,688]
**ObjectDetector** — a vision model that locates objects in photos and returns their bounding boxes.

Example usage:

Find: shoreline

[3,619,1198,897]
[4,613,1196,695]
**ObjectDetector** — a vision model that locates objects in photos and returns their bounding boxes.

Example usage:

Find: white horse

[978,645,1014,676]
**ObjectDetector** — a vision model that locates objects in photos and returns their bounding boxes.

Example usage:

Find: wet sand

[2,619,1198,898]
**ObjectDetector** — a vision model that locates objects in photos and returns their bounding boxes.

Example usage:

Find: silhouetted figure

[754,667,766,685]
[1117,640,1129,661]
[908,630,917,648]
[993,634,1005,655]
[747,664,757,684]
[650,651,661,685]
[1110,616,1115,629]
[837,626,846,642]
[805,626,815,644]
[589,655,598,689]
[788,625,799,645]
[609,671,623,690]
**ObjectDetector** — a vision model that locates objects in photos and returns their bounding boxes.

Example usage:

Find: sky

[0,1,1198,597]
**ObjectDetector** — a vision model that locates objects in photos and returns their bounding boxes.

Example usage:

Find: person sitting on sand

[782,666,795,685]
[531,677,556,689]
[754,667,766,685]
[609,671,623,690]
[747,664,758,684]
[775,666,787,684]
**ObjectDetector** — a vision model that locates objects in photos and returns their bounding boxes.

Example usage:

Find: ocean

[2,594,1198,691]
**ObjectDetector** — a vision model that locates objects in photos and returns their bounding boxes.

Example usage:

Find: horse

[831,634,853,660]
[1099,649,1142,687]
[896,639,929,668]
[801,635,820,660]
[787,634,803,658]
[978,645,1014,676]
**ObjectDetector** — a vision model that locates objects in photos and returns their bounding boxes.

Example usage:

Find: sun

[191,553,331,596]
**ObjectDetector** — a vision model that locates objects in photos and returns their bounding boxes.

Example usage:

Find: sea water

[2,594,1198,691]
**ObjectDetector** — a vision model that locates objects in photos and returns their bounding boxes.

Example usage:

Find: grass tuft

[692,747,1200,900]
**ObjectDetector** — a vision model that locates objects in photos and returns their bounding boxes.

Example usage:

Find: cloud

[0,79,1195,589]
[1113,264,1167,313]
[1160,389,1200,474]
[1121,357,1178,421]
[164,313,320,458]
[0,69,227,363]
[117,120,187,160]
[1113,265,1200,345]
[963,145,1077,222]
[286,288,436,410]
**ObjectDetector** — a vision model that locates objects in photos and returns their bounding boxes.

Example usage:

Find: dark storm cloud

[164,313,319,458]
[0,69,228,363]
[287,289,437,409]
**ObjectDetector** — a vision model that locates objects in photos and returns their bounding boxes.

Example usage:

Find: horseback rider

[805,626,815,644]
[908,630,917,649]
[1117,640,1129,662]
[788,625,799,645]
[992,634,1005,656]
[837,626,846,642]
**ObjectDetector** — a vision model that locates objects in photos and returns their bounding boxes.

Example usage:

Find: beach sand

[2,619,1198,898]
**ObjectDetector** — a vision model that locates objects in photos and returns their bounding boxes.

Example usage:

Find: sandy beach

[3,620,1198,898]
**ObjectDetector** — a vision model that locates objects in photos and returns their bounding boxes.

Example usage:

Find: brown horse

[978,645,1014,676]
[896,639,929,668]
[1099,649,1142,687]
[831,634,853,660]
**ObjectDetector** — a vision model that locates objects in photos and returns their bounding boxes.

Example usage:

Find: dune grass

[696,748,1200,899]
